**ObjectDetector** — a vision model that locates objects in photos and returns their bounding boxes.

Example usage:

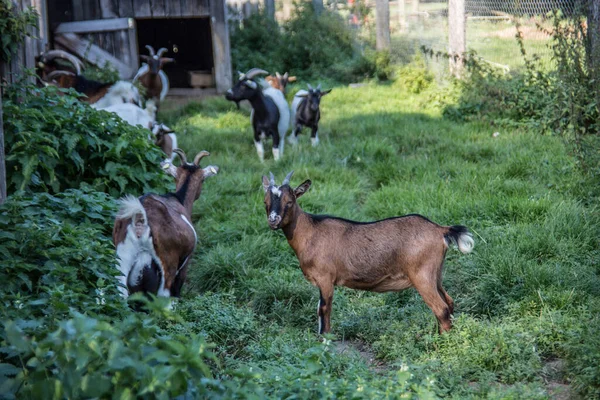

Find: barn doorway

[136,18,215,89]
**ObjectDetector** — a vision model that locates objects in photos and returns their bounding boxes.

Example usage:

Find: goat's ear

[320,89,332,96]
[296,92,308,98]
[245,80,257,89]
[160,57,175,65]
[161,160,178,178]
[262,175,271,193]
[294,180,312,198]
[140,55,150,62]
[288,76,297,82]
[202,165,219,178]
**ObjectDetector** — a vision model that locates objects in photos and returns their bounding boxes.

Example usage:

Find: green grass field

[159,82,599,398]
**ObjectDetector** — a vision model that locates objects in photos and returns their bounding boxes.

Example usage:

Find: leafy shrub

[81,61,120,84]
[394,55,434,94]
[0,188,124,327]
[3,81,170,196]
[230,3,380,82]
[0,0,38,62]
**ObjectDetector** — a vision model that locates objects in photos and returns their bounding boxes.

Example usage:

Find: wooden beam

[55,18,131,34]
[375,0,390,50]
[99,0,118,18]
[0,84,6,205]
[55,33,135,78]
[448,0,466,77]
[133,0,152,18]
[209,0,232,93]
[151,0,167,17]
[127,18,139,73]
[118,0,134,17]
[166,0,182,17]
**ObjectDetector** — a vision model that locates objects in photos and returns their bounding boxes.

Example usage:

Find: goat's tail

[117,195,147,226]
[444,225,475,254]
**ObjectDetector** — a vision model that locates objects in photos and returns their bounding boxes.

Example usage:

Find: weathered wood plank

[151,0,166,17]
[72,0,84,20]
[180,0,194,16]
[99,0,118,17]
[55,18,131,33]
[165,0,181,17]
[55,33,134,78]
[134,0,152,17]
[209,0,232,92]
[81,0,100,20]
[126,18,139,76]
[118,0,134,17]
[33,0,49,53]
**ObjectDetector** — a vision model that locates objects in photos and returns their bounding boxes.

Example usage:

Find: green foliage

[394,55,434,93]
[0,188,125,327]
[0,0,38,62]
[230,3,382,82]
[3,81,170,196]
[81,61,120,83]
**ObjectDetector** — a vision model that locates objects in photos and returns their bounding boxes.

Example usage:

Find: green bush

[394,55,434,94]
[0,0,38,62]
[230,3,380,83]
[3,81,170,196]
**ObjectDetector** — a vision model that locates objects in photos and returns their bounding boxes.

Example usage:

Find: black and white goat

[289,84,331,147]
[225,68,289,161]
[113,149,218,299]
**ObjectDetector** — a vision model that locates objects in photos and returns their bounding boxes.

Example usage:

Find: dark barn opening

[136,18,214,89]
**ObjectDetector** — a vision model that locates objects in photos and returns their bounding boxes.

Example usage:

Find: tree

[376,0,391,50]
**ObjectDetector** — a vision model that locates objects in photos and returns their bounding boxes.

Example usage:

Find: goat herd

[36,47,475,334]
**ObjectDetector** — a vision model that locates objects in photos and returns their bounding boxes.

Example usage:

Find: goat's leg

[413,277,452,333]
[254,131,265,162]
[288,124,301,145]
[271,130,281,161]
[438,285,454,316]
[317,283,334,334]
[171,264,189,298]
[310,126,319,147]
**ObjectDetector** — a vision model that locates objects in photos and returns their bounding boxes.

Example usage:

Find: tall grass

[159,82,599,398]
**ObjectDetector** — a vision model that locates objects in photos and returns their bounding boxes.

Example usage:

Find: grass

[159,81,600,398]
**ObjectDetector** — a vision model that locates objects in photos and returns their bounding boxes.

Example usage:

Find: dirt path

[333,340,388,373]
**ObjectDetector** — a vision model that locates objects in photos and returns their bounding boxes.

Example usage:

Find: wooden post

[588,0,600,111]
[398,0,406,31]
[282,0,292,20]
[0,87,6,205]
[375,0,390,50]
[210,0,233,93]
[448,0,465,77]
[265,0,275,19]
[411,0,418,14]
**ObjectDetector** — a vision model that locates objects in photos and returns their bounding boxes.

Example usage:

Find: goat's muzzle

[268,213,282,230]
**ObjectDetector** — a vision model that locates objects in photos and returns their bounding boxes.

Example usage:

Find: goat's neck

[248,91,269,120]
[174,177,197,219]
[282,205,313,255]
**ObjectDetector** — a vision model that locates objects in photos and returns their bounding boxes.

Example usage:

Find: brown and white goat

[265,72,296,93]
[36,50,85,82]
[262,172,475,334]
[134,45,174,104]
[113,149,218,299]
[152,123,178,162]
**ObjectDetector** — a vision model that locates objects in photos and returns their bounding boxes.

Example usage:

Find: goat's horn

[307,83,313,91]
[282,171,294,186]
[145,45,156,56]
[245,68,269,80]
[317,83,322,91]
[40,50,84,75]
[269,172,276,186]
[238,70,246,80]
[173,148,188,165]
[45,70,76,82]
[193,150,210,165]
[156,47,168,57]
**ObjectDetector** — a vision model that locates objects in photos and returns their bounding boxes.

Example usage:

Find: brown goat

[265,72,296,93]
[262,172,475,334]
[134,45,174,103]
[113,149,218,299]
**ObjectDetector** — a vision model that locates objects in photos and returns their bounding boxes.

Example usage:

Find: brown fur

[154,129,174,157]
[263,176,472,334]
[113,150,217,297]
[266,72,296,93]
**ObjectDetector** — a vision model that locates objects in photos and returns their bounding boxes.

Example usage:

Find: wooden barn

[7,0,233,94]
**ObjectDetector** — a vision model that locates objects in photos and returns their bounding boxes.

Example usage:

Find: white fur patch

[159,70,169,101]
[271,186,282,197]
[311,132,319,147]
[269,211,278,222]
[168,133,178,161]
[272,148,280,161]
[255,141,265,162]
[458,232,475,254]
[317,300,322,334]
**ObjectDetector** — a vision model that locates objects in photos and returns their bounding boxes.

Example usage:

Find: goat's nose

[268,212,281,224]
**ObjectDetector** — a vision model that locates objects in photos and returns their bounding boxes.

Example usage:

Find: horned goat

[289,84,331,147]
[262,172,475,334]
[265,72,296,94]
[113,149,218,299]
[133,45,174,104]
[225,68,289,161]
